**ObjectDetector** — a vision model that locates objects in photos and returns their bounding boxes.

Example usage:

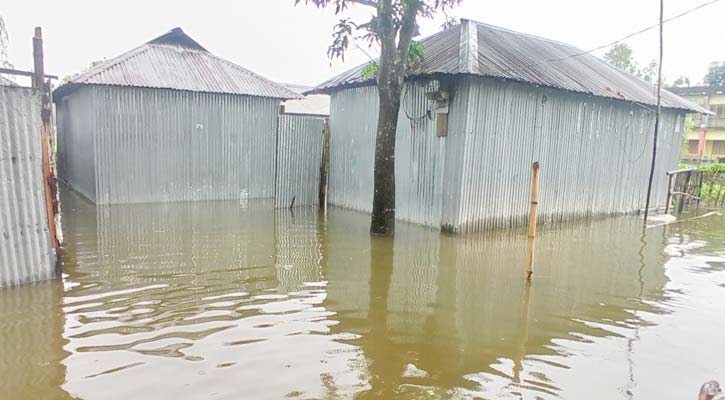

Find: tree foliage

[672,76,690,88]
[0,15,12,68]
[704,61,725,86]
[603,43,663,83]
[295,0,460,67]
[603,43,637,75]
[638,60,658,83]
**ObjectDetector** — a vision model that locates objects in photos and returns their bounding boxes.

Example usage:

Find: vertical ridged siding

[275,115,325,208]
[328,76,685,233]
[56,88,96,201]
[57,85,280,204]
[0,85,56,287]
[453,76,683,233]
[328,86,377,212]
[328,82,448,226]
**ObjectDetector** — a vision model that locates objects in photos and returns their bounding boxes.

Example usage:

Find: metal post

[526,162,540,280]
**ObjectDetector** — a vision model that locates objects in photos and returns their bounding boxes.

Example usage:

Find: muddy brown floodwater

[1,188,725,399]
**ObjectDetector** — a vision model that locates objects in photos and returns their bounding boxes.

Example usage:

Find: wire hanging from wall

[400,83,433,130]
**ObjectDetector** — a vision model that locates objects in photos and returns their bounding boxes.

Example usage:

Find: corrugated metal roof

[310,19,707,114]
[0,75,18,87]
[54,28,300,100]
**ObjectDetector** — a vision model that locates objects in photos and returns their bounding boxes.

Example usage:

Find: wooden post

[318,118,330,210]
[32,27,44,90]
[696,171,703,209]
[678,170,692,214]
[526,162,540,280]
[33,27,60,251]
[664,173,674,214]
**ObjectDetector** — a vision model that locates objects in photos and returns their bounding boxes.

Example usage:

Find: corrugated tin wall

[328,86,377,212]
[0,85,56,287]
[328,76,685,233]
[453,76,684,233]
[328,82,449,226]
[275,114,325,208]
[57,86,280,204]
[57,88,96,201]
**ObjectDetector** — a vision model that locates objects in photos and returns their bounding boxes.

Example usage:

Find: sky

[2,0,724,87]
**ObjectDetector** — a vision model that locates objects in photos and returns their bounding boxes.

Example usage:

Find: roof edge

[308,73,709,114]
[53,82,300,101]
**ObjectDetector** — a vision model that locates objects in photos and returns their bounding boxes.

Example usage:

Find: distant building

[670,85,725,163]
[281,83,329,116]
[54,28,300,204]
[310,19,707,233]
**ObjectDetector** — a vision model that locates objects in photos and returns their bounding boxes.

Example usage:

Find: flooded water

[2,189,725,399]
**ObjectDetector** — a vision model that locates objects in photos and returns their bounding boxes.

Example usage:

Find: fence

[275,114,326,209]
[698,165,725,208]
[0,84,57,287]
[665,165,725,212]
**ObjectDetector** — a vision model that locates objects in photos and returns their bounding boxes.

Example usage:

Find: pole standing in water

[527,162,540,279]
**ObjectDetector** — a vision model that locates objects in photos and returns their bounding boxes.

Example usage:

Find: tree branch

[397,0,421,63]
[348,0,378,7]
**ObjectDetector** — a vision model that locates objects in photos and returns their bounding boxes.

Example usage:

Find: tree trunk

[370,80,401,236]
[369,0,416,236]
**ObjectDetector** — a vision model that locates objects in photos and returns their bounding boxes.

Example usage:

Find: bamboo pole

[526,162,540,280]
[642,0,664,224]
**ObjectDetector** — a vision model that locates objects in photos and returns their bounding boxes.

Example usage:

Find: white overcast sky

[2,0,724,87]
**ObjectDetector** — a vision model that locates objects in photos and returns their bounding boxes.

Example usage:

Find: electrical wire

[496,0,721,75]
[401,83,433,122]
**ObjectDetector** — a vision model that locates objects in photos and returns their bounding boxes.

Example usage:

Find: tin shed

[310,19,708,233]
[54,28,299,205]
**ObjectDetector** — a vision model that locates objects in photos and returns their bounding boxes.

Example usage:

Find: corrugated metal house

[54,28,300,204]
[310,19,708,233]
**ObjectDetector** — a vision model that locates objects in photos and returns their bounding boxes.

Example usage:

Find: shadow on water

[0,186,724,399]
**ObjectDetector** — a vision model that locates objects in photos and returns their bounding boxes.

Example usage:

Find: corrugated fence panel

[58,86,280,205]
[57,88,96,202]
[455,76,685,233]
[275,114,324,208]
[0,85,56,287]
[328,86,378,212]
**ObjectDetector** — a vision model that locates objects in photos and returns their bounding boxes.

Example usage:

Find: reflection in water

[0,281,70,399]
[0,187,724,399]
